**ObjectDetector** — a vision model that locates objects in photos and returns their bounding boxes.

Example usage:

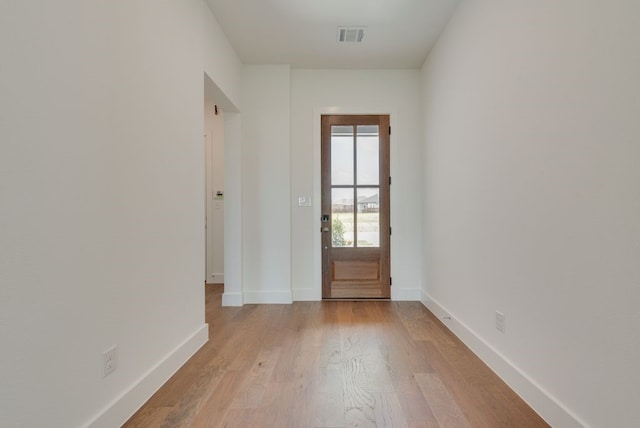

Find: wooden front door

[321,115,391,299]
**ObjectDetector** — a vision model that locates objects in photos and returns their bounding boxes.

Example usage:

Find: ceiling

[206,0,461,69]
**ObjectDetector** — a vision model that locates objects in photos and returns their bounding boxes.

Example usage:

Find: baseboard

[292,288,321,301]
[221,291,243,307]
[243,290,292,304]
[208,273,224,284]
[391,287,421,301]
[86,324,209,428]
[420,291,587,428]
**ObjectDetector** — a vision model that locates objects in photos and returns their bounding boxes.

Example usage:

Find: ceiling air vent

[337,27,365,43]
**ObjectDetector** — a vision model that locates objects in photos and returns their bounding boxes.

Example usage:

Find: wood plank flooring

[124,285,549,428]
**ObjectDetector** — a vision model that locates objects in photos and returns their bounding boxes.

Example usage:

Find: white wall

[202,2,242,110]
[0,1,241,426]
[290,70,424,301]
[421,1,640,427]
[222,110,244,306]
[241,65,292,303]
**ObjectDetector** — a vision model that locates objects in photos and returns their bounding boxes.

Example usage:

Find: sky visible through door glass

[357,125,379,185]
[331,126,379,185]
[331,126,353,185]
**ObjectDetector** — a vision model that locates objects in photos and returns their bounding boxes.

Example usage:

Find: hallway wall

[241,65,292,303]
[421,1,640,426]
[0,1,241,426]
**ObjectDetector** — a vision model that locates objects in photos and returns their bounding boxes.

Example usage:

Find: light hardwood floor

[124,284,549,427]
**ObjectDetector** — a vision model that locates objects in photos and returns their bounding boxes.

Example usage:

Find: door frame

[310,108,396,301]
[320,114,391,299]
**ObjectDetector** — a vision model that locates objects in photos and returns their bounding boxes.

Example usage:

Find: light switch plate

[297,196,312,207]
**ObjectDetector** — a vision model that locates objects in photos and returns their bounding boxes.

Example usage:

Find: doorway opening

[204,84,225,286]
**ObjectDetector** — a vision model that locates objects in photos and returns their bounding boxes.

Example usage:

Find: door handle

[322,226,330,232]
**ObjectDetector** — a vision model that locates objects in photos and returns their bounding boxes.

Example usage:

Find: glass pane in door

[356,188,380,247]
[331,188,354,247]
[331,126,354,185]
[356,125,379,185]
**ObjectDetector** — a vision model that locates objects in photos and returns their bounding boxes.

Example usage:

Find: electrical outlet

[103,346,117,377]
[495,311,505,333]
